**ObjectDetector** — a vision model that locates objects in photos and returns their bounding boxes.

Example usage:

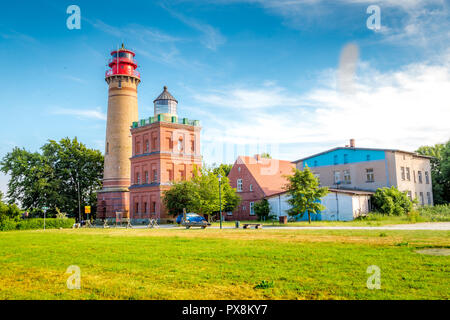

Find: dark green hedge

[0,218,76,231]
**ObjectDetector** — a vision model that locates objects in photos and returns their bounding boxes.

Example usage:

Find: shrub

[1,218,76,231]
[17,218,75,230]
[254,199,271,221]
[372,187,413,215]
[417,204,450,222]
[0,218,18,231]
[407,210,428,223]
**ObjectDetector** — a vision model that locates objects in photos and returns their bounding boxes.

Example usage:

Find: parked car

[176,213,211,229]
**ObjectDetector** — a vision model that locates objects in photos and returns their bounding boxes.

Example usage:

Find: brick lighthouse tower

[97,44,141,219]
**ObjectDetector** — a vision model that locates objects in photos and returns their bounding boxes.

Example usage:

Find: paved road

[125,222,450,231]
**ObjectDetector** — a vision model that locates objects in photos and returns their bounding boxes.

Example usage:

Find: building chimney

[349,139,355,148]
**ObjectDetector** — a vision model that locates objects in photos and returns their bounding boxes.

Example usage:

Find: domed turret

[154,86,178,117]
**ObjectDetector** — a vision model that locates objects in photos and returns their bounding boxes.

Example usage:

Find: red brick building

[227,155,295,220]
[129,86,202,222]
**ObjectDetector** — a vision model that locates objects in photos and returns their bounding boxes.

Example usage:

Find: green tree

[0,137,103,219]
[284,166,328,224]
[41,137,103,218]
[0,194,21,227]
[261,152,271,159]
[372,186,413,215]
[162,166,240,219]
[417,140,450,204]
[254,199,271,221]
[223,185,241,213]
[162,181,201,216]
[0,148,53,211]
[212,163,233,177]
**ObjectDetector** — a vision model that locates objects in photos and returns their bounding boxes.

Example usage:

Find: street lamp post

[77,178,81,224]
[218,174,223,230]
[42,206,49,230]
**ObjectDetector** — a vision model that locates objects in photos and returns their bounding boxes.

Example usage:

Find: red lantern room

[105,43,140,79]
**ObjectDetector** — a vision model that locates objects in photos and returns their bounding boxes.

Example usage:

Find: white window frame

[237,179,243,192]
[249,184,253,192]
[333,171,340,184]
[343,170,351,184]
[249,202,255,216]
[366,168,374,182]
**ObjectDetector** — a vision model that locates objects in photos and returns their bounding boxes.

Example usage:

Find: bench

[243,223,262,229]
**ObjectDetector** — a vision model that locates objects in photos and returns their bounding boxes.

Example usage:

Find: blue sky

[0,0,449,194]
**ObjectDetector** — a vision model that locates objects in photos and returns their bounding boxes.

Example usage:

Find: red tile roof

[236,156,295,197]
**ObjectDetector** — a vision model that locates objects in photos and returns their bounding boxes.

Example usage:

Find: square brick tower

[129,86,202,222]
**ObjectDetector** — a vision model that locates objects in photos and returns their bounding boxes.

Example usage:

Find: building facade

[227,155,295,220]
[267,189,373,221]
[129,87,202,222]
[293,140,433,205]
[97,45,140,219]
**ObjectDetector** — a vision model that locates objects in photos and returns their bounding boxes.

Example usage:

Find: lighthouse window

[118,52,133,59]
[106,142,109,154]
[118,80,122,88]
[155,100,177,115]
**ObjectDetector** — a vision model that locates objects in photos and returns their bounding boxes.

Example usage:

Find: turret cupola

[154,86,178,117]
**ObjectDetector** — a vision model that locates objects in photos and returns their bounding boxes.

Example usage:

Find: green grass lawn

[212,210,450,227]
[0,228,448,300]
[212,216,420,227]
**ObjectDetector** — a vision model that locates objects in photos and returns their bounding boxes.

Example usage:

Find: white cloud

[161,5,226,51]
[50,107,106,121]
[196,52,450,161]
[193,85,309,109]
[200,0,449,47]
